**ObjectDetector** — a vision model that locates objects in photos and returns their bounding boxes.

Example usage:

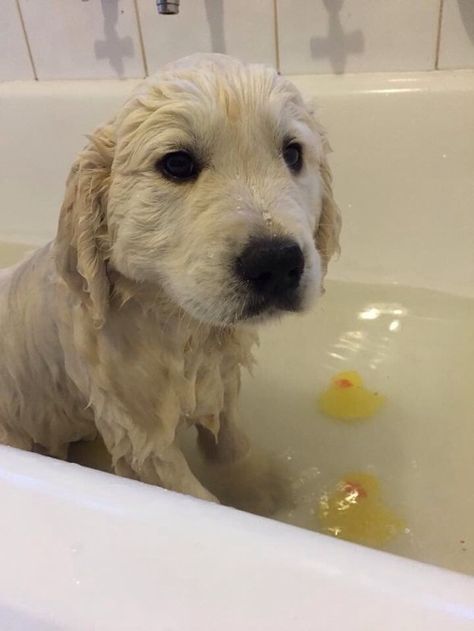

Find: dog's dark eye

[283,142,303,173]
[159,151,198,181]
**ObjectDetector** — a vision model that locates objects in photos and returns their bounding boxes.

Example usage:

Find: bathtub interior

[1,72,473,579]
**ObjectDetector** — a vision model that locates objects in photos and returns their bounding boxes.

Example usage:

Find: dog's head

[56,54,340,328]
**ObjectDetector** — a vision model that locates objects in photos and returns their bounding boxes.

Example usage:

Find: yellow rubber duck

[318,472,404,548]
[318,370,384,421]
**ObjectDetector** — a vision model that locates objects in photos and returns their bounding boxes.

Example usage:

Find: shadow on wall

[205,0,226,54]
[311,0,364,74]
[94,0,134,78]
[458,0,474,43]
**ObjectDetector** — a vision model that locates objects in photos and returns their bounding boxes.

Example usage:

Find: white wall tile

[277,0,440,75]
[438,0,474,69]
[137,0,276,74]
[0,0,34,80]
[19,0,145,79]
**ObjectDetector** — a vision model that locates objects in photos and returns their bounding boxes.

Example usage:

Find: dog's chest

[100,311,256,430]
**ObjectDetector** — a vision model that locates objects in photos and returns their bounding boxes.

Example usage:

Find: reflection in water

[389,319,401,332]
[359,307,380,320]
[328,302,406,371]
[359,304,407,320]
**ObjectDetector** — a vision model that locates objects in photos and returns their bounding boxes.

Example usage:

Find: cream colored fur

[0,54,340,508]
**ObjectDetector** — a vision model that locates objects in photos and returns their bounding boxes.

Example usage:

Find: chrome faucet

[156,1,179,14]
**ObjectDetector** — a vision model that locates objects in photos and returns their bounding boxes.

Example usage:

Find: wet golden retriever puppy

[0,54,340,510]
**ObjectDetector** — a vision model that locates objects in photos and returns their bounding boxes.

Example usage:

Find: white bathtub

[0,71,473,630]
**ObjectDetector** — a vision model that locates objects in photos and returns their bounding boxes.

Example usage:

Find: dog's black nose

[236,238,304,298]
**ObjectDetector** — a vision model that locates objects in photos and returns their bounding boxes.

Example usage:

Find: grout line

[15,0,38,80]
[133,0,149,77]
[273,0,281,72]
[435,0,445,70]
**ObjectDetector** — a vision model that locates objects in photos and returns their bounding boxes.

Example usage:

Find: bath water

[234,280,474,575]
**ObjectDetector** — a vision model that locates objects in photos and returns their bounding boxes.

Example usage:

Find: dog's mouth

[239,290,304,322]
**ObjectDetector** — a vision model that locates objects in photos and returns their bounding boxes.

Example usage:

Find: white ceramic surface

[0,70,473,629]
[439,0,474,69]
[277,0,440,75]
[0,0,34,81]
[18,0,145,79]
[0,446,473,631]
[137,0,277,73]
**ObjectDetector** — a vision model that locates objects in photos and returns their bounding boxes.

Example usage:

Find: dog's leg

[94,407,217,502]
[118,439,218,502]
[139,444,218,502]
[196,370,250,464]
[0,425,33,451]
[196,411,250,464]
[196,371,292,517]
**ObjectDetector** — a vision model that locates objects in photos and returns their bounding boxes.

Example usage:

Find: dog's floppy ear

[307,109,341,275]
[315,138,341,274]
[55,124,114,328]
